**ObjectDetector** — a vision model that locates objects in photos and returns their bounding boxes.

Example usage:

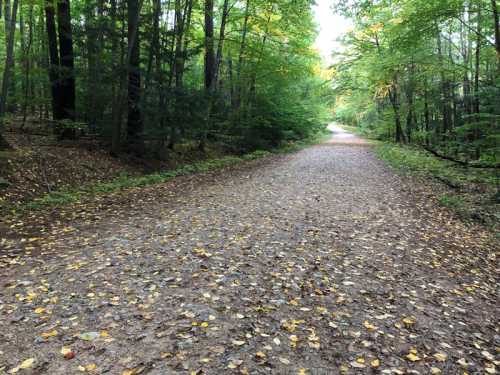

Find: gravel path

[1,128,498,375]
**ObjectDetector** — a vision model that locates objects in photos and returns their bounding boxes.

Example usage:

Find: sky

[312,0,352,65]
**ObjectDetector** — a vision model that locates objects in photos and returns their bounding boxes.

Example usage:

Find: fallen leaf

[434,352,447,362]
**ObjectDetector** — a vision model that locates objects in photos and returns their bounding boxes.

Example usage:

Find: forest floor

[0,127,498,375]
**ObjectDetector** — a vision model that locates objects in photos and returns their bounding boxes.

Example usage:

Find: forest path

[0,127,498,374]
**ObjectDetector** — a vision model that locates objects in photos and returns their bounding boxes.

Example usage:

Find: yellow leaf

[122,367,145,375]
[19,358,35,369]
[363,321,377,330]
[200,322,209,328]
[371,359,380,368]
[356,357,365,364]
[403,317,416,325]
[61,346,72,355]
[85,363,97,372]
[41,329,58,338]
[8,358,35,373]
[255,352,266,359]
[298,369,308,375]
[406,352,421,362]
[434,352,448,362]
[34,307,45,314]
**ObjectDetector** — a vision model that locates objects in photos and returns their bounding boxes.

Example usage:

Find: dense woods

[333,0,499,165]
[0,0,331,155]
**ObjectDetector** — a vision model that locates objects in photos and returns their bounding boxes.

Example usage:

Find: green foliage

[438,194,466,210]
[376,142,499,225]
[376,143,498,186]
[332,0,499,164]
[0,0,332,154]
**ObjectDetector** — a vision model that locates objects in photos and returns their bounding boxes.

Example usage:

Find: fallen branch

[422,146,500,169]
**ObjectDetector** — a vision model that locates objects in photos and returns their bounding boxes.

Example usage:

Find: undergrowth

[9,131,330,213]
[376,143,499,227]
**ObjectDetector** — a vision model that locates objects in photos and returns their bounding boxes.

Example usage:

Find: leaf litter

[0,132,498,374]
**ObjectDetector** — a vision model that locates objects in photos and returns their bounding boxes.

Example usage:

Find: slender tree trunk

[22,3,34,127]
[2,0,16,111]
[437,31,451,135]
[110,0,122,154]
[424,79,430,145]
[389,77,404,143]
[214,0,229,88]
[57,0,76,121]
[45,1,62,120]
[85,1,98,129]
[0,0,18,149]
[200,0,215,151]
[405,65,415,143]
[474,8,481,115]
[204,0,215,91]
[3,0,16,110]
[473,6,482,159]
[173,0,184,90]
[235,0,250,110]
[145,0,160,93]
[178,0,193,86]
[127,0,144,155]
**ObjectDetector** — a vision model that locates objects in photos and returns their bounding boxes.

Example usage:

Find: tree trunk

[0,0,18,119]
[173,0,184,90]
[405,65,415,143]
[474,8,481,115]
[424,80,430,145]
[57,0,76,121]
[1,0,16,113]
[473,6,482,159]
[204,0,215,91]
[200,0,215,151]
[85,1,98,129]
[110,0,121,154]
[437,31,451,135]
[214,0,230,89]
[389,77,404,143]
[0,0,18,149]
[21,3,34,127]
[127,0,144,155]
[235,0,250,110]
[45,1,62,120]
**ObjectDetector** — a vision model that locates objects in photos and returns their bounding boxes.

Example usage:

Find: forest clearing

[0,0,499,374]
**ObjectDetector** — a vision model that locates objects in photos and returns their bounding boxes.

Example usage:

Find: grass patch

[11,132,330,214]
[376,142,499,226]
[375,143,498,186]
[438,194,466,208]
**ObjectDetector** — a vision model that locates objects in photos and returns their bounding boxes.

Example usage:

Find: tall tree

[204,0,215,91]
[126,0,143,155]
[0,0,19,149]
[56,0,76,120]
[45,0,62,120]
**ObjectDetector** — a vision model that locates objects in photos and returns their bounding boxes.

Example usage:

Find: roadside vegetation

[376,143,499,227]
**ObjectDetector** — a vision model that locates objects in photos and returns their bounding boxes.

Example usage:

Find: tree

[333,0,499,163]
[0,0,18,149]
[56,0,75,121]
[126,0,143,155]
